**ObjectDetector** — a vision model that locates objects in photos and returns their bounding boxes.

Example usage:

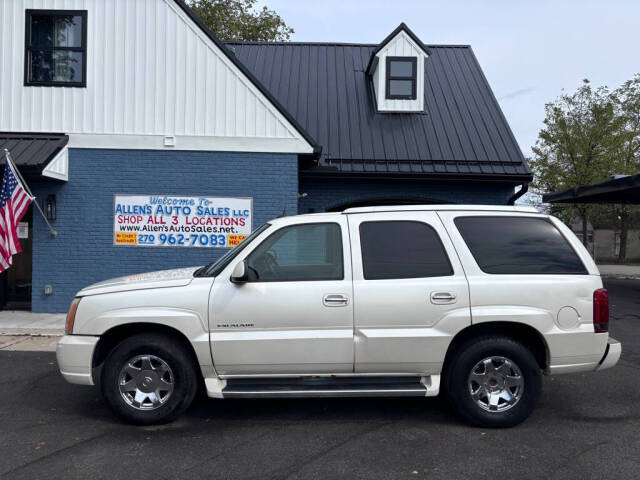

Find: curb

[601,274,640,280]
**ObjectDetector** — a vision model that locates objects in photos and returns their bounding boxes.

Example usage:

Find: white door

[209,217,354,375]
[347,211,471,374]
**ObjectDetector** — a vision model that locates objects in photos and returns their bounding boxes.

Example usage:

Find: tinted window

[360,221,453,280]
[246,223,343,282]
[25,10,87,86]
[454,216,587,274]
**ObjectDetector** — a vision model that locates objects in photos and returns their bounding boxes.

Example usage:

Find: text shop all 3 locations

[114,195,252,248]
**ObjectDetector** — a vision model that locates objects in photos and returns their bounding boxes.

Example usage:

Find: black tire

[444,336,541,428]
[101,333,198,425]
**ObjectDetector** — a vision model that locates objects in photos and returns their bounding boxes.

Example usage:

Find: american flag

[0,158,33,271]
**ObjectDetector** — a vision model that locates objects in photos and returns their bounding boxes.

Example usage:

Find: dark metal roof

[0,132,68,174]
[543,174,640,204]
[228,41,531,180]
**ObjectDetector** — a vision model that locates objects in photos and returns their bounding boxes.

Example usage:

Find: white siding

[0,0,313,153]
[372,30,426,113]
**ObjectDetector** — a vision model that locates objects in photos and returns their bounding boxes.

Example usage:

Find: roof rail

[342,205,540,214]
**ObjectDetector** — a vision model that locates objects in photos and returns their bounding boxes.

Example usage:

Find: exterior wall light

[45,194,56,221]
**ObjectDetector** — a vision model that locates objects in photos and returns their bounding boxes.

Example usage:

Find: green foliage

[530,80,622,196]
[188,0,294,41]
[610,74,640,261]
[530,80,623,238]
[530,76,640,258]
[611,74,640,175]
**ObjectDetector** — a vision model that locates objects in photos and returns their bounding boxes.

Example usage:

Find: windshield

[195,223,271,277]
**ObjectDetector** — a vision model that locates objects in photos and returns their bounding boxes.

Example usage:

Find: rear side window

[454,216,587,274]
[360,221,453,280]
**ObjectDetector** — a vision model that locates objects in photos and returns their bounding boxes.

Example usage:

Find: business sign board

[114,195,252,248]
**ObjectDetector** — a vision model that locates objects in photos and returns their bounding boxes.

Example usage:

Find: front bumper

[595,337,621,371]
[56,335,100,385]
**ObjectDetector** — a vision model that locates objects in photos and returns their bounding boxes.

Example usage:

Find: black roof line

[171,0,321,156]
[225,40,471,49]
[543,173,640,204]
[366,23,431,74]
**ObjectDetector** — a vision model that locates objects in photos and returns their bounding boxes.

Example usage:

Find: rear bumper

[595,338,621,371]
[546,336,621,375]
[56,335,100,385]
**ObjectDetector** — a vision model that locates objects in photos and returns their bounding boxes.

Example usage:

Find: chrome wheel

[118,355,174,410]
[468,356,524,412]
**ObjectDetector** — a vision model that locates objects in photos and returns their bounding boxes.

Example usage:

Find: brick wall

[299,178,514,213]
[31,149,298,312]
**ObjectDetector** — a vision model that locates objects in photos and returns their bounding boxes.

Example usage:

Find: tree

[610,74,640,262]
[529,80,623,246]
[188,0,294,41]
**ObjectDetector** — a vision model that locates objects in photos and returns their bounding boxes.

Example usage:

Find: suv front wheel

[444,336,541,428]
[101,333,198,425]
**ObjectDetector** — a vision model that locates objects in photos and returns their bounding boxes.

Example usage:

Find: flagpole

[3,149,57,237]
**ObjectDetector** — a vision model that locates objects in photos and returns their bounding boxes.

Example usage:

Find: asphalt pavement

[0,278,638,480]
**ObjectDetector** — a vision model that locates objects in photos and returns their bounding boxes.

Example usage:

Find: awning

[0,132,69,180]
[543,174,640,204]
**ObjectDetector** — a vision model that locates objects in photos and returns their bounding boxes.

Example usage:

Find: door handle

[323,294,349,307]
[430,292,457,304]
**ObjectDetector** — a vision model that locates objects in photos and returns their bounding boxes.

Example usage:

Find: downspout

[508,183,529,205]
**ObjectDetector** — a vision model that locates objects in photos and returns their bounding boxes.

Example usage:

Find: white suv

[57,205,621,427]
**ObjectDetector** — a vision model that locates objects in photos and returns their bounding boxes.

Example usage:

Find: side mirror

[230,260,248,284]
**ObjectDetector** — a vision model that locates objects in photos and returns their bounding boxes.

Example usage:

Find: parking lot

[0,278,638,480]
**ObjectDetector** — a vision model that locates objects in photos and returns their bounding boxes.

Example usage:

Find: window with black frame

[24,10,87,87]
[385,56,417,100]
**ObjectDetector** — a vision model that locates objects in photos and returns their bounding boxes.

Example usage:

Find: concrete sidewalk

[0,310,65,334]
[597,264,640,279]
[0,311,64,352]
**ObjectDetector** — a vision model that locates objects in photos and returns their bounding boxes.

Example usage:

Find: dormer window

[386,57,417,100]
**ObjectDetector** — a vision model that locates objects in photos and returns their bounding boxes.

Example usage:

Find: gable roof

[228,41,531,180]
[366,23,430,75]
[172,0,320,155]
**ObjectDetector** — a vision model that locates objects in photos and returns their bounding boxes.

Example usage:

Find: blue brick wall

[31,149,298,312]
[298,178,514,213]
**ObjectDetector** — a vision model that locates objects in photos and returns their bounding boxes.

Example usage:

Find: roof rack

[342,205,539,214]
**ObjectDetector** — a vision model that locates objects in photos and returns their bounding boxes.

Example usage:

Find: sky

[265,0,640,158]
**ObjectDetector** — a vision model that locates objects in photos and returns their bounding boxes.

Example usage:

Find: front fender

[71,279,214,371]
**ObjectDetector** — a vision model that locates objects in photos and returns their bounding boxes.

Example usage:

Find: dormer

[366,23,430,113]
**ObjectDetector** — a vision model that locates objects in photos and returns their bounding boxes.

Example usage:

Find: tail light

[593,289,609,333]
[65,298,81,334]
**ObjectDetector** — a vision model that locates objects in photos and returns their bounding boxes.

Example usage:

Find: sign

[114,195,252,248]
[17,222,28,239]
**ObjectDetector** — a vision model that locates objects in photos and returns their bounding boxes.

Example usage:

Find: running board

[206,375,440,399]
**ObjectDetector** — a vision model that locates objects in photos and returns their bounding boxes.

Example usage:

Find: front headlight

[65,298,81,334]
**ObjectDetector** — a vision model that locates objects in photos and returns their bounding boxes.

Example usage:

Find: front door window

[246,223,343,282]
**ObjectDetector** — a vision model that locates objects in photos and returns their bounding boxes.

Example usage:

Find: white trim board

[42,147,69,182]
[67,134,311,153]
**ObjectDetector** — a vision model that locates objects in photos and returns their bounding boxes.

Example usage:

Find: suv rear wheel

[101,333,198,425]
[444,336,541,428]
